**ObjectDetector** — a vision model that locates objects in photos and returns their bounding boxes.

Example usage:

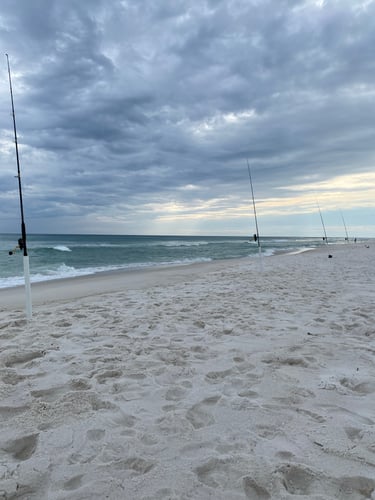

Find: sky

[0,0,374,237]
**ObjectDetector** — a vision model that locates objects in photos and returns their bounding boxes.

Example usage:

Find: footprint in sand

[157,349,189,366]
[139,433,159,446]
[31,385,68,403]
[109,457,155,475]
[70,378,92,391]
[157,411,192,436]
[86,429,105,441]
[54,319,72,327]
[186,395,221,429]
[338,476,375,499]
[95,369,123,384]
[142,488,180,500]
[339,377,375,394]
[2,433,39,461]
[277,463,375,498]
[165,385,188,402]
[190,345,211,360]
[242,477,271,499]
[279,356,310,368]
[344,426,375,456]
[0,368,26,385]
[295,408,326,423]
[205,369,233,382]
[344,426,363,442]
[237,389,258,398]
[195,456,250,492]
[277,463,320,495]
[193,320,206,329]
[107,410,137,428]
[321,405,374,426]
[3,350,45,367]
[256,424,282,439]
[194,457,231,488]
[0,319,27,330]
[275,450,295,460]
[63,474,84,491]
[0,404,30,421]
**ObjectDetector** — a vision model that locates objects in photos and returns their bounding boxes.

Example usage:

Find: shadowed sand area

[0,244,374,499]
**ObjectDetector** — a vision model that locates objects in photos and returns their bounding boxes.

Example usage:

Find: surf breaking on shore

[0,233,342,289]
[0,244,374,499]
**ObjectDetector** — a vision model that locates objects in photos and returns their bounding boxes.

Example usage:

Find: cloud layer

[1,0,374,236]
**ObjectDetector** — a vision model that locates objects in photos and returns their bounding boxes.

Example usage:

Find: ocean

[0,233,353,289]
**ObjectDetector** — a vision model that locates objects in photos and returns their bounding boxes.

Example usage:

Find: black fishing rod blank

[6,54,32,319]
[340,210,349,242]
[247,159,263,270]
[316,201,328,245]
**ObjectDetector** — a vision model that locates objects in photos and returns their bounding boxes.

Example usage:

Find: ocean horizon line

[1,232,369,238]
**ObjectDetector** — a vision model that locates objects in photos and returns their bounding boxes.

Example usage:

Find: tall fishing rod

[247,159,263,270]
[6,54,32,319]
[340,210,349,242]
[316,200,328,245]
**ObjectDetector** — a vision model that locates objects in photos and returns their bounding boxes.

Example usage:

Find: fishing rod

[340,210,349,243]
[6,54,32,319]
[247,159,263,270]
[316,200,328,245]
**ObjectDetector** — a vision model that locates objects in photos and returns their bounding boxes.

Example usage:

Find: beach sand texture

[0,244,374,499]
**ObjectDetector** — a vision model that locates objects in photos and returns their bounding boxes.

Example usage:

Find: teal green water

[0,233,353,288]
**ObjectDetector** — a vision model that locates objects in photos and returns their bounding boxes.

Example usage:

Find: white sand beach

[0,244,374,499]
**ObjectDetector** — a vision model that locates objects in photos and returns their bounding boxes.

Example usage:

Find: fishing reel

[9,238,24,255]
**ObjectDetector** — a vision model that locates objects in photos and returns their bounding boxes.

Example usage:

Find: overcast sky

[1,0,374,237]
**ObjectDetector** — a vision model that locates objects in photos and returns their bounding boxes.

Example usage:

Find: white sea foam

[156,240,210,247]
[0,258,213,288]
[53,245,72,252]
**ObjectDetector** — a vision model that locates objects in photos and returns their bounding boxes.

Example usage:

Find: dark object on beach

[328,254,333,258]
